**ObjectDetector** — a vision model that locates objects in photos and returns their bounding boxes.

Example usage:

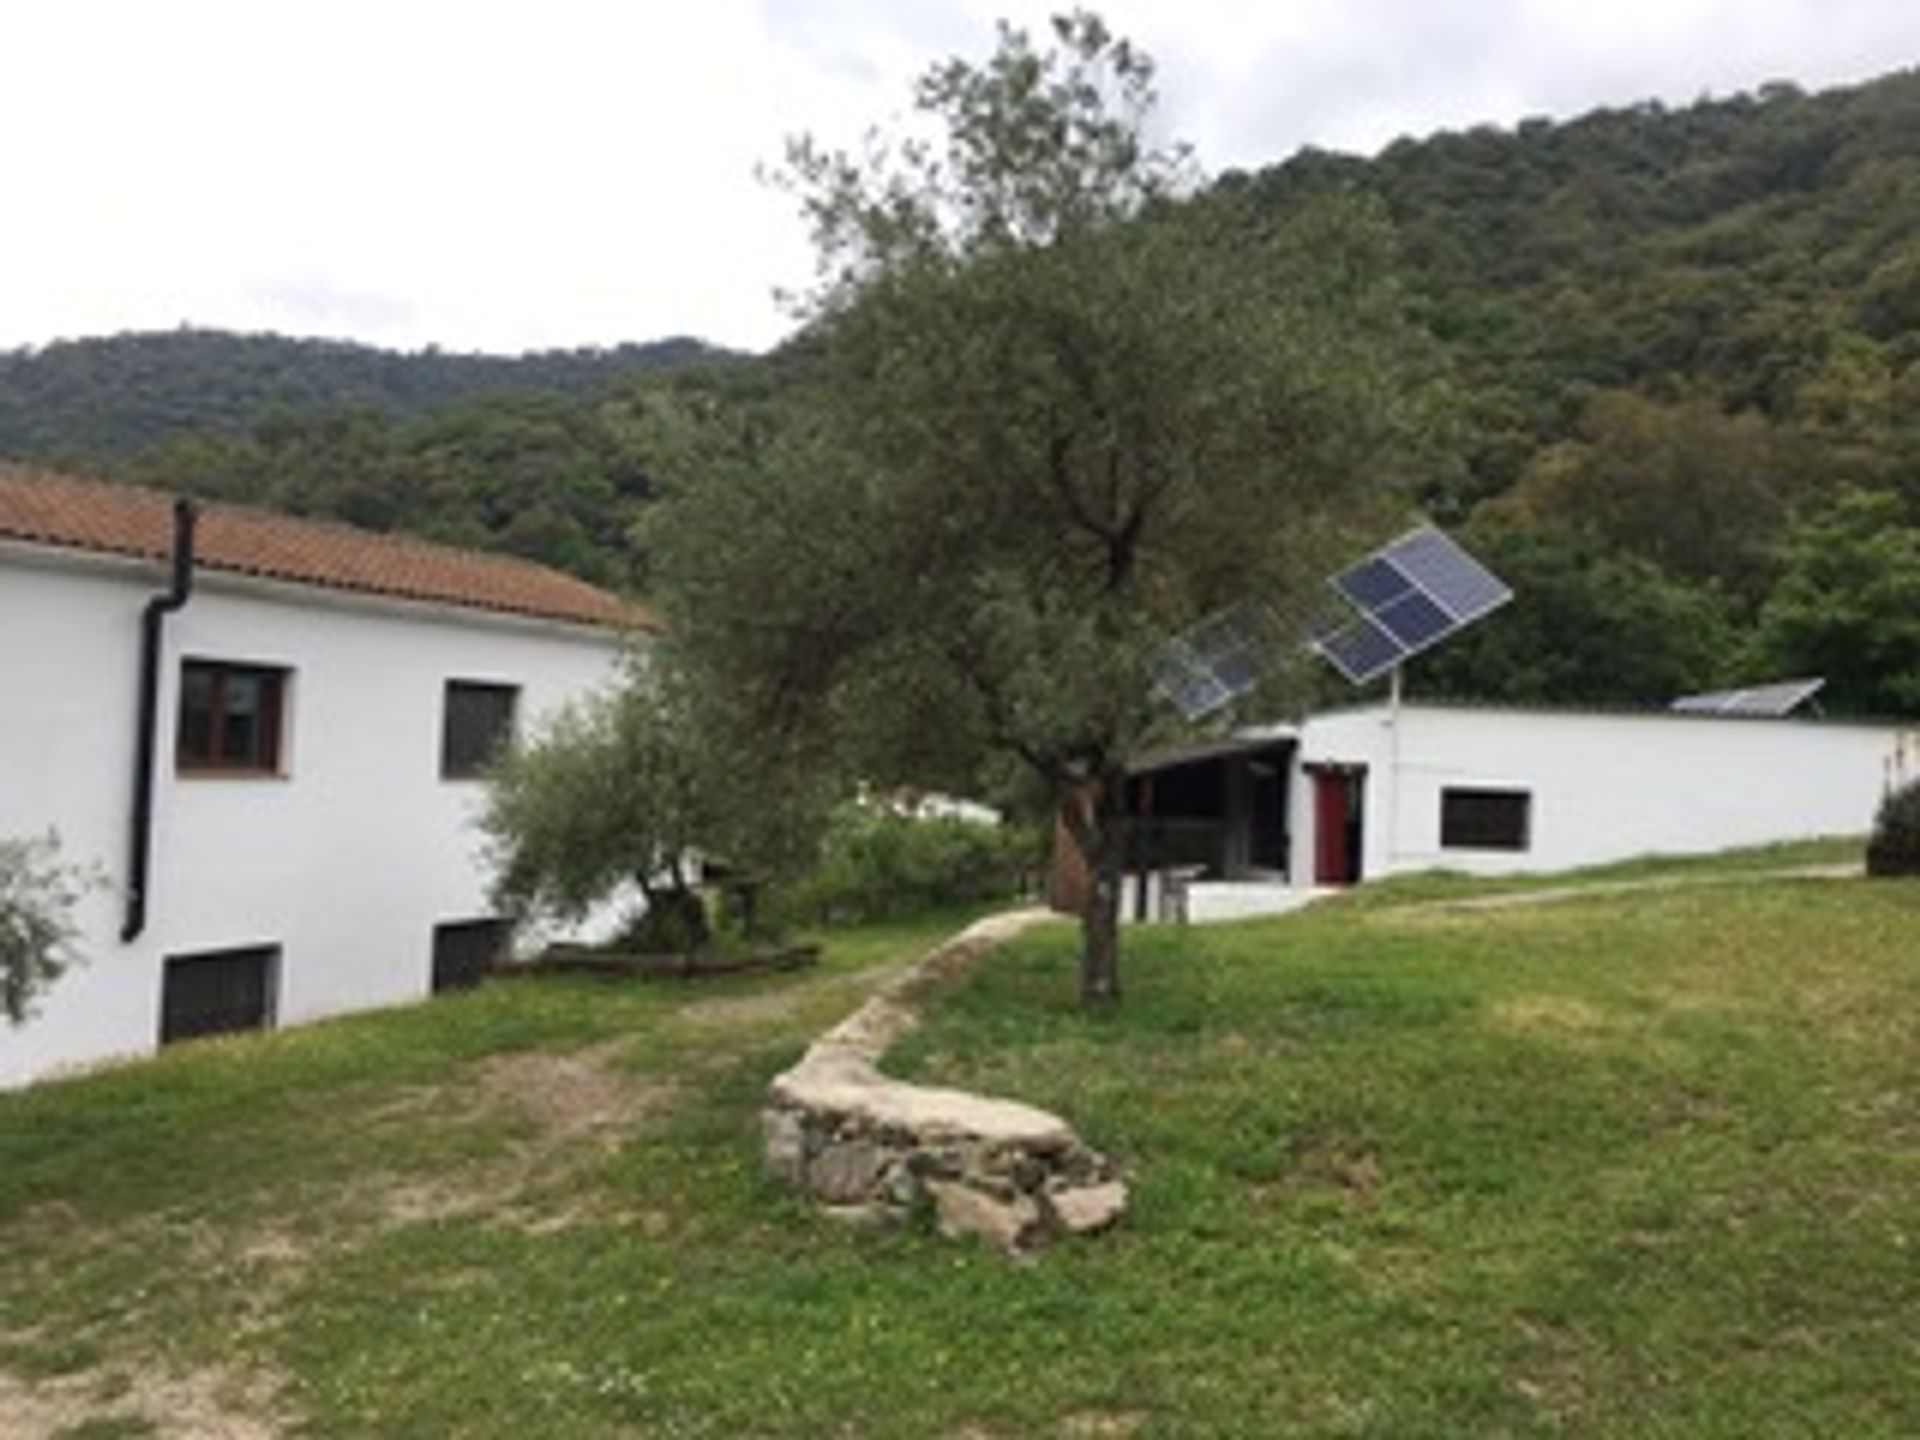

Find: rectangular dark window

[159,946,278,1045]
[1440,788,1532,851]
[441,681,518,779]
[431,918,510,993]
[177,661,286,774]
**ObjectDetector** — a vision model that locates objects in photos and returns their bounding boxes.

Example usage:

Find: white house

[0,463,652,1088]
[1076,698,1916,921]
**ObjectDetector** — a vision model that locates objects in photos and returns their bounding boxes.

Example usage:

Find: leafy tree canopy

[1,833,96,1026]
[650,11,1447,1002]
[481,649,833,950]
[1753,489,1920,715]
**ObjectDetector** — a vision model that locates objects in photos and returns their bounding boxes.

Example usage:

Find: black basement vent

[432,919,510,993]
[160,946,278,1045]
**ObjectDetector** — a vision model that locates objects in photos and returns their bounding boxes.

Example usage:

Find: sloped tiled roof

[0,462,657,632]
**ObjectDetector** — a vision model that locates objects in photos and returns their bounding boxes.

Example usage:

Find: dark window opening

[432,918,510,992]
[441,681,518,779]
[177,661,285,774]
[1441,788,1532,851]
[160,946,277,1044]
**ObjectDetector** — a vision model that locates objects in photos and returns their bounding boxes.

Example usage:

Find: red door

[1313,770,1351,885]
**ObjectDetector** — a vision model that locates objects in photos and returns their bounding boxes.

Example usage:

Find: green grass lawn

[2,870,1916,1438]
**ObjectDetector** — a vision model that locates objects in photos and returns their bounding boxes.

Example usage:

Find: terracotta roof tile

[0,462,657,632]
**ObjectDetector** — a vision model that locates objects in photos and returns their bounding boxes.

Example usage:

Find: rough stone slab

[928,1179,1043,1251]
[806,1140,888,1204]
[761,1108,806,1183]
[1047,1180,1129,1235]
[768,1063,1074,1151]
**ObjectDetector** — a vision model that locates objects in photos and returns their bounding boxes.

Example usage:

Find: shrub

[1866,778,1920,878]
[786,805,1037,923]
[1,832,96,1024]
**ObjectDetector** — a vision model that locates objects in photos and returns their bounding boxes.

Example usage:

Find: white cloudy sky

[4,1,1913,356]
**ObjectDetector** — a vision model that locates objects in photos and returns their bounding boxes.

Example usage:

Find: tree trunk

[1061,775,1125,1007]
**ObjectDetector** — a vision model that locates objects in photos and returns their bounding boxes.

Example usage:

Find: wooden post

[1133,775,1155,922]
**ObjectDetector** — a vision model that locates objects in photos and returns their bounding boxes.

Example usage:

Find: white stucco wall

[0,543,631,1088]
[1291,701,1916,882]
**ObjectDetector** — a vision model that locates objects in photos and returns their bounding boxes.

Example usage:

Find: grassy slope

[1,872,1916,1438]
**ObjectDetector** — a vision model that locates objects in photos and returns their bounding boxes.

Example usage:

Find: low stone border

[513,943,821,981]
[763,910,1127,1252]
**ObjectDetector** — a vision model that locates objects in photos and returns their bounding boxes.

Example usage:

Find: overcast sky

[4,1,1912,356]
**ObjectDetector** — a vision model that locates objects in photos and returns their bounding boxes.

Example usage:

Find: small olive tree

[480,652,830,950]
[2,832,96,1025]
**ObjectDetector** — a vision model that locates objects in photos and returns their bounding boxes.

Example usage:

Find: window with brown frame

[1440,787,1532,851]
[441,680,518,779]
[177,661,286,774]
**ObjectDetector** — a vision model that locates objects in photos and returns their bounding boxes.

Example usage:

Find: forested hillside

[1231,68,1920,714]
[3,68,1917,712]
[0,328,734,462]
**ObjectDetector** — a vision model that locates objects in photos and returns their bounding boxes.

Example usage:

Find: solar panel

[1373,589,1455,649]
[1333,556,1415,611]
[1319,616,1408,685]
[1670,677,1825,717]
[1312,524,1514,688]
[1299,593,1359,648]
[1210,646,1261,695]
[1150,603,1278,720]
[1150,645,1233,720]
[1380,528,1512,622]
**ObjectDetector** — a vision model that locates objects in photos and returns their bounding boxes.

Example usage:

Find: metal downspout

[122,498,197,943]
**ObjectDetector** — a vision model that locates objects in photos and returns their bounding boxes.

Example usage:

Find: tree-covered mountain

[3,65,1918,713]
[1230,67,1920,511]
[1227,67,1920,713]
[0,327,739,464]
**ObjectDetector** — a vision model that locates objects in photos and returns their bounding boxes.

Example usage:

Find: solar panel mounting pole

[1385,662,1404,878]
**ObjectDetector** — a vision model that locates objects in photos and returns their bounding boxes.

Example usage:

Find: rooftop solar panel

[1670,677,1825,717]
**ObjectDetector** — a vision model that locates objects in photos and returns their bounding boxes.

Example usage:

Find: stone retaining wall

[763,910,1127,1252]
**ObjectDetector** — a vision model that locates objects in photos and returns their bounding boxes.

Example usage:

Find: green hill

[0,327,738,464]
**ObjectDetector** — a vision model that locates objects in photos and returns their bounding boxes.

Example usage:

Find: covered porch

[1051,727,1316,924]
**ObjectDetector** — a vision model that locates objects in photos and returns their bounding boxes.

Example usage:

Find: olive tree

[480,650,829,950]
[651,13,1442,1002]
[2,832,96,1025]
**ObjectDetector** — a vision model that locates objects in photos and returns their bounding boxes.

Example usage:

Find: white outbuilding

[1287,698,1915,885]
[1062,697,1917,922]
[0,463,651,1089]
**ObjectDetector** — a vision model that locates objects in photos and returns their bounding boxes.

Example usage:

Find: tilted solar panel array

[1312,526,1514,685]
[1151,526,1513,719]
